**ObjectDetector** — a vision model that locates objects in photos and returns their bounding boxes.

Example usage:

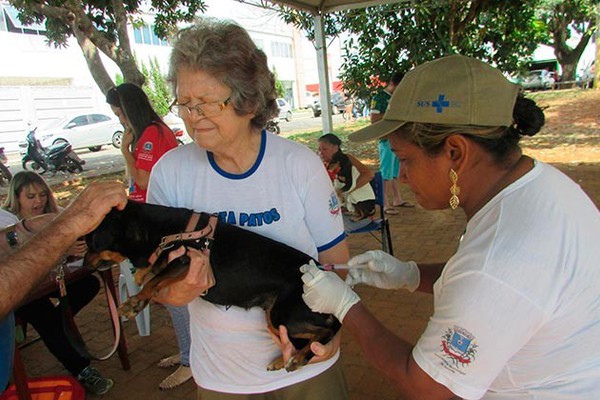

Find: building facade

[0,0,342,152]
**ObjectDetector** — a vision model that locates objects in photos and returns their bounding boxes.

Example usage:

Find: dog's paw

[134,268,153,286]
[266,355,308,372]
[284,355,305,372]
[118,296,146,319]
[118,301,137,319]
[266,356,285,372]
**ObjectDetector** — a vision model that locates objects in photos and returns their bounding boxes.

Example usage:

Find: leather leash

[62,212,218,360]
[146,213,218,271]
[58,260,121,361]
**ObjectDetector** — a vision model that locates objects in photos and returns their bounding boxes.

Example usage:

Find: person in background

[318,133,375,233]
[106,83,178,203]
[300,54,600,399]
[2,171,113,395]
[343,94,354,122]
[106,84,190,390]
[370,72,413,214]
[148,17,350,400]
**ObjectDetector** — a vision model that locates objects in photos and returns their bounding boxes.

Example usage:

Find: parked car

[578,61,594,89]
[303,92,318,109]
[307,92,345,117]
[520,69,556,91]
[276,98,293,122]
[19,113,123,154]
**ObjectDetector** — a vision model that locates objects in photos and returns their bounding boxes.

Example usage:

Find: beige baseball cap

[349,54,520,142]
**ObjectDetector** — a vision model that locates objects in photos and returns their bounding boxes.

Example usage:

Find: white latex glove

[345,250,420,292]
[300,260,360,323]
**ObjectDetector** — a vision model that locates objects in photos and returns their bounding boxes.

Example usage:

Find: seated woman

[318,133,376,233]
[2,171,113,396]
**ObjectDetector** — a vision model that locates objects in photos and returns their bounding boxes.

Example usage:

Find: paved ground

[13,162,599,400]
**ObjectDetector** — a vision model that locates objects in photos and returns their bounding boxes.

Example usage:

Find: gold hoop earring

[449,169,460,210]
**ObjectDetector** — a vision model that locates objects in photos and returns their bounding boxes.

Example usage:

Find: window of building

[270,41,292,58]
[141,25,151,45]
[0,7,6,32]
[2,5,46,35]
[132,24,168,46]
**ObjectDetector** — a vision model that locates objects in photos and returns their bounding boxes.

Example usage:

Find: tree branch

[72,24,116,94]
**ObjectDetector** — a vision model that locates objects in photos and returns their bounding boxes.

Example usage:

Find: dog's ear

[86,207,125,252]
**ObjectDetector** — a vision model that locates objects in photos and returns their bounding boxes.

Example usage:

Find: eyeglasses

[169,97,231,119]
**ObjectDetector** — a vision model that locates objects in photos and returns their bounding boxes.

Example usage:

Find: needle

[319,263,368,271]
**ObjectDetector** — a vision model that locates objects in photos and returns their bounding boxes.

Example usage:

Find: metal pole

[595,4,599,89]
[314,13,333,132]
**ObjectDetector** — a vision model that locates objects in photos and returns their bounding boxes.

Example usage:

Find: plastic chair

[346,171,394,255]
[118,260,150,336]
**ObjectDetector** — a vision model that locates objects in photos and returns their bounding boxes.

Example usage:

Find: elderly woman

[300,55,600,399]
[146,18,350,399]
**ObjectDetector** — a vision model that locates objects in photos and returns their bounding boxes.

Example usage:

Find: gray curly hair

[167,18,278,130]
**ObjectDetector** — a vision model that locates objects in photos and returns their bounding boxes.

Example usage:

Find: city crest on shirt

[436,325,478,375]
[138,141,155,162]
[328,191,341,215]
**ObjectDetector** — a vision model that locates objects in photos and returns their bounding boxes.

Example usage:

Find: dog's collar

[147,213,218,268]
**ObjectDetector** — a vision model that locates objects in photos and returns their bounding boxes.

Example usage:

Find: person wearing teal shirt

[370,72,414,214]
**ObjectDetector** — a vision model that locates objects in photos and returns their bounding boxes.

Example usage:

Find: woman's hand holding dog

[269,324,342,366]
[155,246,216,306]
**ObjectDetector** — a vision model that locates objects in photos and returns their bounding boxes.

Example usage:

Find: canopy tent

[267,0,408,131]
[269,0,404,13]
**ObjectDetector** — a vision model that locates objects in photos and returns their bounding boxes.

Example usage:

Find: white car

[276,98,293,122]
[520,69,556,91]
[23,113,124,153]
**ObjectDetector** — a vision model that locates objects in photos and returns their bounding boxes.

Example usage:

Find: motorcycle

[0,147,12,187]
[21,128,83,175]
[265,120,281,135]
[173,127,186,145]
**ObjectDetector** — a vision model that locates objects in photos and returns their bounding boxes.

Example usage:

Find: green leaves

[141,58,171,117]
[276,1,545,99]
[8,0,207,92]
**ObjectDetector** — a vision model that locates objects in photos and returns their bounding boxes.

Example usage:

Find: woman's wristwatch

[5,225,18,248]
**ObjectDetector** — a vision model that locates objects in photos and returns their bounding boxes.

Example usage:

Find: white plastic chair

[118,260,151,336]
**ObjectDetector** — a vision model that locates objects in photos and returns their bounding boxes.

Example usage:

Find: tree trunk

[111,0,144,87]
[560,62,577,86]
[119,59,145,87]
[554,31,591,84]
[72,25,115,95]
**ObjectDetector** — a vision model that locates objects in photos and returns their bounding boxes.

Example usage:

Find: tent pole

[314,12,333,133]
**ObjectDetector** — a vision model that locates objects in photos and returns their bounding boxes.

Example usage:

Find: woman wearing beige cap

[298,55,600,399]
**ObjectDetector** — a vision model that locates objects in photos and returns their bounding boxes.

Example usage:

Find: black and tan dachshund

[84,200,340,372]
